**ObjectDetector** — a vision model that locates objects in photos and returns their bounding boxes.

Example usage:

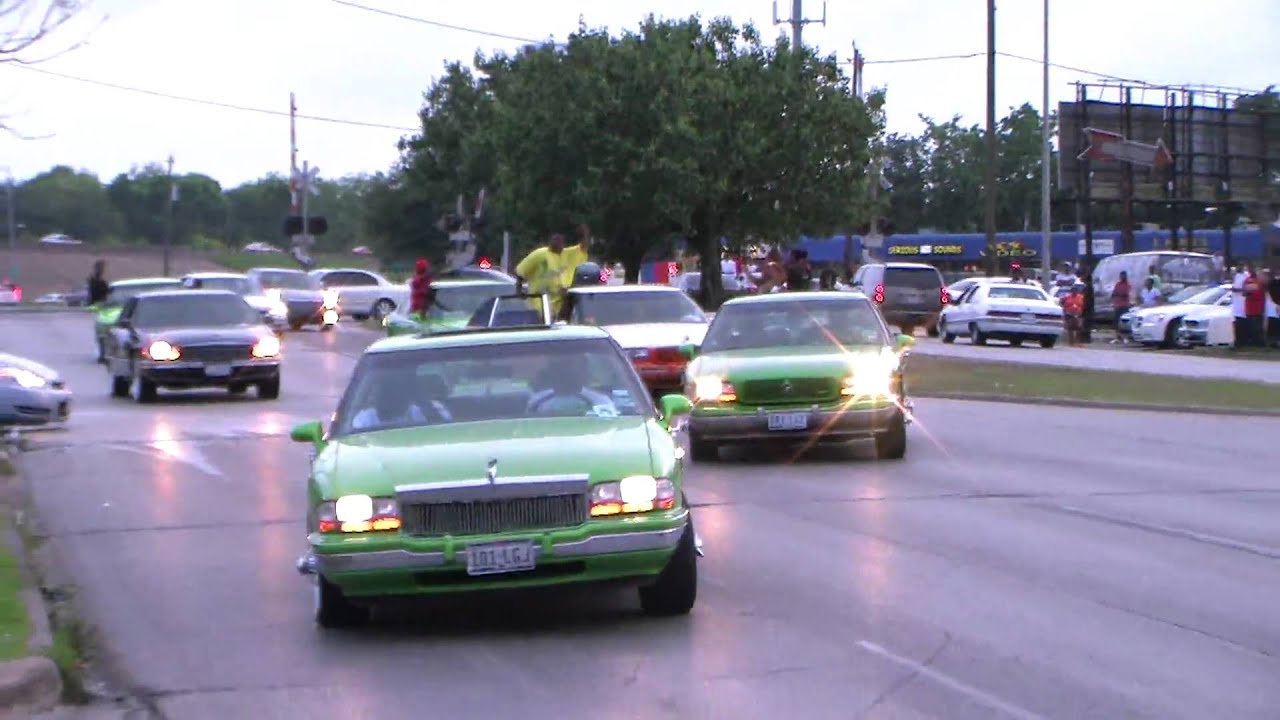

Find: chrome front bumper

[296,525,687,576]
[689,401,910,443]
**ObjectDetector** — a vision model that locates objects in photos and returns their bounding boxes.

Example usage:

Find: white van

[1091,251,1217,322]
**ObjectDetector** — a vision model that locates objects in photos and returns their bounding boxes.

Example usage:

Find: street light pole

[1040,0,1053,289]
[163,155,175,277]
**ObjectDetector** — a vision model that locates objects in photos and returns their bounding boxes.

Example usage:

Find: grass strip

[0,513,31,661]
[906,354,1280,411]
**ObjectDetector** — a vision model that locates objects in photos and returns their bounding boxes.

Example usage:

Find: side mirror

[678,343,698,360]
[896,334,915,350]
[657,394,693,429]
[290,420,325,447]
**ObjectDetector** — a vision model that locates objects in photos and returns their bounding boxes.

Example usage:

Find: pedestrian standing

[1263,269,1280,348]
[1110,271,1132,345]
[1230,263,1251,349]
[1140,277,1162,308]
[1244,268,1266,348]
[409,258,434,317]
[87,259,109,305]
[1062,285,1085,346]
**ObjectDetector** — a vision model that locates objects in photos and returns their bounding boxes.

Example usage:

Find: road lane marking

[108,442,225,478]
[856,641,1047,720]
[1045,504,1280,560]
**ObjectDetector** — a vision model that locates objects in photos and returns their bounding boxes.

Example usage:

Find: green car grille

[736,377,839,405]
[401,494,588,536]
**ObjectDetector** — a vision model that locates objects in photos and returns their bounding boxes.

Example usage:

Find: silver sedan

[0,352,72,426]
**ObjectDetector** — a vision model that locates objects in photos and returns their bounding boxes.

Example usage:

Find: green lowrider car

[292,324,698,628]
[681,291,914,461]
[382,279,515,336]
[93,277,182,362]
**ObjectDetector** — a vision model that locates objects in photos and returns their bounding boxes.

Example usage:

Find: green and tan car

[93,277,182,363]
[292,323,698,628]
[681,291,914,461]
[381,279,515,336]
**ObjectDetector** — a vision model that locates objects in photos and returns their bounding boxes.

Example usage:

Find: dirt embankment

[3,246,230,299]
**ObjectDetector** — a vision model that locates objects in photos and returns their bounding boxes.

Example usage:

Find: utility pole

[983,0,998,276]
[1040,0,1052,289]
[288,93,299,219]
[163,155,176,277]
[772,0,826,51]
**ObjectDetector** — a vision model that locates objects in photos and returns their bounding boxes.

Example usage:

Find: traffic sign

[292,162,322,195]
[1077,128,1172,169]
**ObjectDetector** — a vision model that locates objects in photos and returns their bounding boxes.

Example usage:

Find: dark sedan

[246,267,339,331]
[102,290,282,403]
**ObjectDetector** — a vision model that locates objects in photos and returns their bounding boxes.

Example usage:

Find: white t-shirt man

[1231,270,1249,318]
[1140,286,1162,307]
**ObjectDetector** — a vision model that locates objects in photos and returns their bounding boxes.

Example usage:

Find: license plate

[767,412,808,431]
[205,364,232,377]
[466,541,536,576]
[1021,313,1036,322]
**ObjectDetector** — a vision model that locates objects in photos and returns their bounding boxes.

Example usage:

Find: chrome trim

[137,359,280,369]
[301,525,685,574]
[395,473,590,503]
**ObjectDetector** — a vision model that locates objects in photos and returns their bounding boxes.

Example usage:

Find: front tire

[1039,336,1057,349]
[257,375,281,400]
[315,575,369,629]
[873,413,908,460]
[638,521,698,617]
[969,323,987,346]
[939,319,956,343]
[130,366,157,404]
[110,373,129,398]
[372,299,396,319]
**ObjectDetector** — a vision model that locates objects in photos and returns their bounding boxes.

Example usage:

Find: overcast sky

[1,0,1276,187]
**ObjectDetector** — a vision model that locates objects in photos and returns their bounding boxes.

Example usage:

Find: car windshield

[132,294,261,328]
[1154,255,1216,286]
[332,337,650,435]
[429,285,510,316]
[255,271,316,290]
[986,286,1048,301]
[106,281,179,305]
[191,277,252,295]
[573,291,705,325]
[701,297,889,352]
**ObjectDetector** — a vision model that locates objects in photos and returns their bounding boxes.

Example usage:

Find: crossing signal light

[478,257,492,269]
[282,216,329,236]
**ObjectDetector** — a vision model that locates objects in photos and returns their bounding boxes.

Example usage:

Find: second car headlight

[590,477,676,516]
[146,340,181,361]
[842,350,899,398]
[252,335,281,358]
[317,494,400,533]
[0,367,47,389]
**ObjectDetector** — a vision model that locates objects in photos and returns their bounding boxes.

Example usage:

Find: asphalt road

[10,314,1280,719]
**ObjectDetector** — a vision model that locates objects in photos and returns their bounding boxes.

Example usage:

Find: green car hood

[689,345,889,381]
[94,305,122,327]
[315,416,664,498]
[385,312,469,336]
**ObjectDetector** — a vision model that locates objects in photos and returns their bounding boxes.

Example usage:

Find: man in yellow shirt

[515,225,591,316]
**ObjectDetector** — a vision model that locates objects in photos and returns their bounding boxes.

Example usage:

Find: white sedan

[938,282,1063,348]
[1129,284,1230,347]
[1177,299,1236,347]
[308,268,409,320]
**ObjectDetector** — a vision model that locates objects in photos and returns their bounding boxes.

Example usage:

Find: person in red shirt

[1243,269,1266,347]
[409,259,434,317]
[1062,285,1085,346]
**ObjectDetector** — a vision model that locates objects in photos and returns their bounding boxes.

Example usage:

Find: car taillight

[650,347,684,364]
[873,283,885,304]
[940,287,950,304]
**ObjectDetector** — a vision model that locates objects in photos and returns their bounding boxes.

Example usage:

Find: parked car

[1129,284,1229,347]
[0,352,71,426]
[180,272,288,333]
[0,282,20,305]
[1177,294,1237,347]
[937,282,1064,348]
[681,291,913,461]
[850,262,947,337]
[102,290,282,402]
[245,267,339,331]
[435,264,517,283]
[308,268,408,320]
[291,323,697,628]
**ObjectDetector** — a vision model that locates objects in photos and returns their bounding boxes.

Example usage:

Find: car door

[945,286,975,325]
[335,271,383,313]
[104,297,140,375]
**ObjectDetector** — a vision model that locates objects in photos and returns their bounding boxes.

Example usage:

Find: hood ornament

[486,458,498,485]
[781,380,794,394]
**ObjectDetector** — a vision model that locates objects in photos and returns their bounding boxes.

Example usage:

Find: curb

[0,308,90,315]
[912,391,1280,417]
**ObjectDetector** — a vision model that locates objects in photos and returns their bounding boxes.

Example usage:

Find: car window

[331,338,651,435]
[702,297,889,351]
[571,291,705,325]
[955,286,978,305]
[336,271,378,287]
[884,267,942,289]
[132,294,260,328]
[119,297,138,322]
[430,285,510,317]
[106,281,180,305]
[986,286,1049,301]
[255,271,317,290]
[186,276,252,295]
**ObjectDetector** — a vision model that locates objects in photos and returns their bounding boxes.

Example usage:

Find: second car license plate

[466,541,536,576]
[767,412,808,431]
[1021,313,1036,322]
[205,364,232,377]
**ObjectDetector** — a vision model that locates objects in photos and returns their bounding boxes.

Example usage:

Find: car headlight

[692,375,736,403]
[322,289,339,309]
[322,309,339,325]
[265,288,282,302]
[317,494,400,533]
[589,477,676,516]
[252,335,281,358]
[145,340,181,361]
[0,367,47,389]
[842,350,898,398]
[270,301,288,316]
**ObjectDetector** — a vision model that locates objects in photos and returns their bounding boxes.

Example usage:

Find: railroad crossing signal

[292,163,322,195]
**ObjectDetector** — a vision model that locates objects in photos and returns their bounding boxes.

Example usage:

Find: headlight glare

[146,340,180,361]
[322,289,340,309]
[693,375,736,403]
[335,494,373,523]
[590,478,676,516]
[319,495,400,533]
[252,335,281,358]
[0,367,47,389]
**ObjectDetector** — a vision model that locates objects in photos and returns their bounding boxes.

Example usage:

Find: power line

[330,0,545,45]
[863,52,983,65]
[1,63,418,131]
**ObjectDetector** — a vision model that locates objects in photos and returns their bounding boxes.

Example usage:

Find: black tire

[257,376,281,400]
[638,521,698,617]
[1039,336,1057,349]
[939,320,956,344]
[228,383,247,395]
[925,322,940,338]
[110,373,129,398]
[289,321,304,331]
[372,299,396,319]
[1009,338,1023,347]
[969,323,987,346]
[314,575,369,629]
[899,324,916,337]
[1162,319,1182,349]
[873,413,908,460]
[688,434,718,462]
[130,366,157,404]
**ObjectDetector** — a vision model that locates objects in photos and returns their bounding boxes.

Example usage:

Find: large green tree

[15,166,121,241]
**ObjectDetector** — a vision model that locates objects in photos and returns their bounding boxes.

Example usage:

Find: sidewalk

[912,339,1280,385]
